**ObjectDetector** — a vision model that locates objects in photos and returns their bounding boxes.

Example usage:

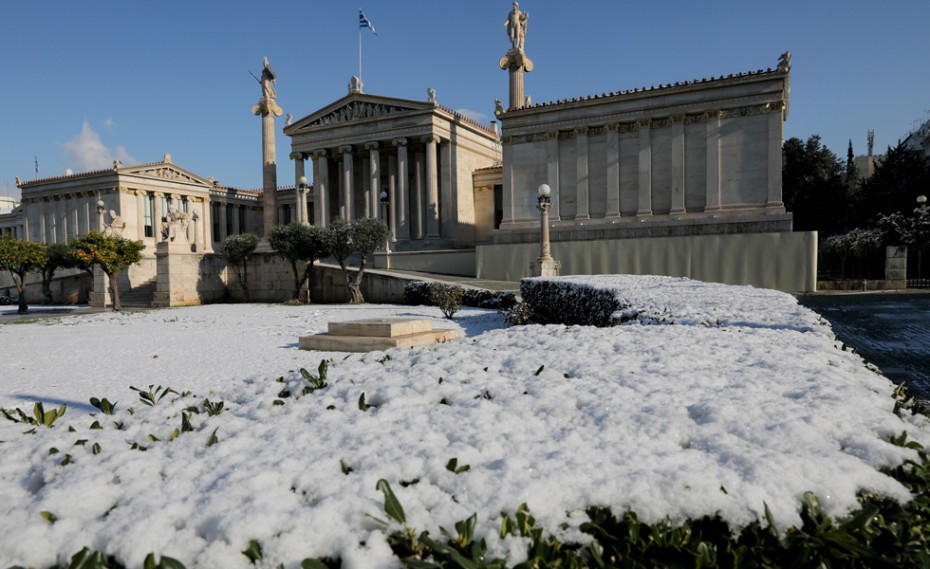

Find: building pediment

[285,94,434,134]
[122,163,211,186]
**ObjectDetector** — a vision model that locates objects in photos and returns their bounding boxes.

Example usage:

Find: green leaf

[92,442,102,455]
[40,511,57,524]
[500,514,514,538]
[534,364,545,376]
[300,560,330,569]
[242,539,263,563]
[358,393,371,411]
[376,479,406,525]
[340,459,353,475]
[206,428,219,447]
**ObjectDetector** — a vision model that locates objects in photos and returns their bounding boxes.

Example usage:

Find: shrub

[431,284,463,320]
[403,281,517,312]
[520,278,623,327]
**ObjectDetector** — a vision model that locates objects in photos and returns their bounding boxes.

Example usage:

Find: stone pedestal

[88,267,111,308]
[885,245,907,289]
[153,241,205,307]
[299,317,460,352]
[499,48,534,110]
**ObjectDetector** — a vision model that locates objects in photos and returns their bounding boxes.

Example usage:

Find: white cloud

[103,118,116,130]
[456,108,489,123]
[61,121,137,172]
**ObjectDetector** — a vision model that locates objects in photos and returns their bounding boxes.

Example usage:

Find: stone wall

[476,231,818,293]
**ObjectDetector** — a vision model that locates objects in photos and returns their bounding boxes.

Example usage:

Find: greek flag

[359,9,376,35]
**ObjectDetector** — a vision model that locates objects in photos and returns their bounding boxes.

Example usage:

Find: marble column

[154,193,164,240]
[57,197,67,242]
[575,127,590,220]
[413,149,425,239]
[366,142,381,220]
[393,138,409,240]
[705,111,723,213]
[636,119,653,217]
[670,116,687,216]
[423,135,440,239]
[218,200,228,242]
[339,145,354,221]
[83,197,92,235]
[38,199,47,243]
[293,152,307,224]
[313,150,329,227]
[134,191,145,238]
[69,195,79,238]
[606,125,621,218]
[766,106,785,210]
[201,197,214,251]
[387,152,397,241]
[546,131,561,220]
[231,204,241,234]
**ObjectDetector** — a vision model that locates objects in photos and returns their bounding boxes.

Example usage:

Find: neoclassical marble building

[284,92,501,249]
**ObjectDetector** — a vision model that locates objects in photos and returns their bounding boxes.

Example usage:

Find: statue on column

[252,57,283,117]
[504,2,528,50]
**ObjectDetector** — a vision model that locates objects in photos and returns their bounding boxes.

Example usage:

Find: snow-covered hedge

[403,281,517,310]
[521,275,828,335]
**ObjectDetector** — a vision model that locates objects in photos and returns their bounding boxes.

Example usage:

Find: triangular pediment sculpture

[123,164,210,186]
[286,94,434,134]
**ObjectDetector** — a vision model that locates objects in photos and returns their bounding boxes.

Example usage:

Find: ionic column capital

[312,148,328,158]
[364,141,380,151]
[392,138,408,147]
[289,151,306,160]
[421,135,440,145]
[338,145,353,154]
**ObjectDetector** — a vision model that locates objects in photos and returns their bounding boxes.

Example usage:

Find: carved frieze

[309,101,416,127]
[650,118,672,129]
[136,167,199,184]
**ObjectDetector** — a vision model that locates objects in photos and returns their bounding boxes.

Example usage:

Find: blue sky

[2,1,928,202]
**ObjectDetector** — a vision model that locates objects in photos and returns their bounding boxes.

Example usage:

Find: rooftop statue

[252,57,283,117]
[504,2,528,50]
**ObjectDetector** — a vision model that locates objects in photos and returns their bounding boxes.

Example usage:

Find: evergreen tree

[0,236,47,314]
[69,231,145,312]
[782,135,851,235]
[852,142,930,228]
[268,222,330,303]
[220,233,260,303]
[326,217,390,304]
[38,242,77,304]
[845,139,860,188]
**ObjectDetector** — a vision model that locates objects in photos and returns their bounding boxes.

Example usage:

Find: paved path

[798,291,930,400]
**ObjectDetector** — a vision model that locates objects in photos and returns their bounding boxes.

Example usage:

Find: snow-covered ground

[1,275,927,569]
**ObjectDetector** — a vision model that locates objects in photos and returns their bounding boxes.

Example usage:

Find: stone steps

[299,317,461,353]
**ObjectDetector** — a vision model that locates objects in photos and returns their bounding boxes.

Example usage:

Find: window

[283,204,292,225]
[211,203,220,240]
[226,204,234,237]
[238,205,246,233]
[144,194,154,237]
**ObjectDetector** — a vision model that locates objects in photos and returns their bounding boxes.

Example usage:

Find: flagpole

[358,24,362,83]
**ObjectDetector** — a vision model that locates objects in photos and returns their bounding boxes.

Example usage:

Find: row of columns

[532,110,784,222]
[293,135,444,242]
[25,194,102,244]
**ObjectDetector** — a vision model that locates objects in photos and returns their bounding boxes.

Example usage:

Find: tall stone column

[575,127,590,220]
[637,119,653,218]
[201,198,214,252]
[413,150,425,239]
[366,142,381,220]
[387,152,397,242]
[154,193,164,240]
[252,57,283,239]
[218,201,228,242]
[705,111,723,213]
[766,105,786,211]
[292,152,307,224]
[423,135,441,239]
[670,116,687,216]
[339,145,354,221]
[393,138,409,240]
[546,131,561,220]
[313,150,329,227]
[606,125,621,218]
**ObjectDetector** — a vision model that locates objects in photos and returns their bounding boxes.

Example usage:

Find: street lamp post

[918,195,927,286]
[380,190,391,254]
[96,199,106,232]
[297,175,310,225]
[531,183,560,277]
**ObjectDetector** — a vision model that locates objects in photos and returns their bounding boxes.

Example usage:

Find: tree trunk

[14,271,28,314]
[302,262,315,304]
[108,272,122,312]
[237,265,251,303]
[289,260,302,302]
[348,259,367,304]
[41,269,54,304]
